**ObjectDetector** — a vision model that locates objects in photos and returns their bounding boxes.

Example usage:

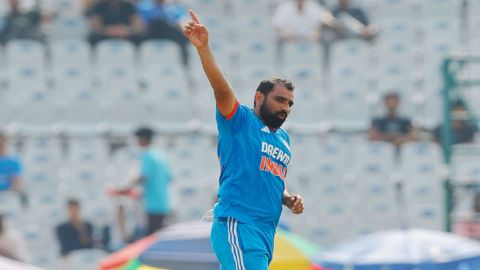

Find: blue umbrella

[315,228,480,270]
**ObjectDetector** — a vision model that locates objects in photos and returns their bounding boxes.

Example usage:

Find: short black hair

[254,78,294,107]
[383,91,400,100]
[134,127,155,141]
[67,199,79,207]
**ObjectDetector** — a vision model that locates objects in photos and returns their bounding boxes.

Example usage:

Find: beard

[259,101,288,129]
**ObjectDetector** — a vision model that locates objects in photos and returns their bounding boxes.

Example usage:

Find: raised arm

[183,10,237,117]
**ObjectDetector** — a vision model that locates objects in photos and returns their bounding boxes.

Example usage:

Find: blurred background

[0,0,480,269]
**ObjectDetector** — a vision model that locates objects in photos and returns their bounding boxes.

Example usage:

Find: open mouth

[277,113,287,119]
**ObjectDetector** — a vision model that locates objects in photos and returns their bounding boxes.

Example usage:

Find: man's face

[68,204,80,219]
[257,85,294,129]
[385,96,399,112]
[137,137,151,148]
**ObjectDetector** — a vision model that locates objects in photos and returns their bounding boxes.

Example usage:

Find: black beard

[259,101,287,129]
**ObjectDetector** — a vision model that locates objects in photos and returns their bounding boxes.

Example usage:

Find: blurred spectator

[433,99,477,145]
[0,0,45,44]
[331,0,378,41]
[0,133,22,193]
[368,92,417,147]
[117,127,172,235]
[137,0,190,66]
[87,0,145,45]
[0,214,29,262]
[55,199,94,258]
[272,0,336,43]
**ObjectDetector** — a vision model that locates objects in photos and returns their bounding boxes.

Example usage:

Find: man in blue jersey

[184,11,304,270]
[118,127,172,236]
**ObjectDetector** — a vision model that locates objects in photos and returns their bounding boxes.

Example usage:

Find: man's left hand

[284,194,304,214]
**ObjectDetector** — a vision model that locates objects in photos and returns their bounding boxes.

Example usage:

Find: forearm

[196,46,236,113]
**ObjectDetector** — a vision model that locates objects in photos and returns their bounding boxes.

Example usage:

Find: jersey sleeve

[216,101,249,134]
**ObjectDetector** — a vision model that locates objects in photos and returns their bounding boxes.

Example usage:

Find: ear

[254,91,264,108]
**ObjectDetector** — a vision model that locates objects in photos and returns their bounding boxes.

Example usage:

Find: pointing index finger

[189,10,200,24]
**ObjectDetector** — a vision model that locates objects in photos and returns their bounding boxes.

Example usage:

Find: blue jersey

[214,102,292,229]
[140,149,172,214]
[0,156,22,191]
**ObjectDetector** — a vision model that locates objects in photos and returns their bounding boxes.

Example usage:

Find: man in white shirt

[272,0,336,42]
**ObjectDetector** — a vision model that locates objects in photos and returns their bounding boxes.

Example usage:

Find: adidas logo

[261,126,270,133]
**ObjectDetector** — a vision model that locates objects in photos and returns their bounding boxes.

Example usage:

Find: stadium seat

[23,136,63,168]
[139,40,184,69]
[285,88,331,133]
[379,18,416,40]
[48,16,89,40]
[98,64,138,89]
[96,40,136,67]
[57,89,108,129]
[0,191,22,220]
[236,38,276,68]
[50,39,91,68]
[68,137,109,168]
[419,0,459,18]
[16,91,61,127]
[6,65,47,97]
[104,87,151,132]
[331,39,369,65]
[354,141,396,180]
[282,42,324,68]
[374,0,415,18]
[354,198,399,230]
[145,83,196,132]
[67,249,109,270]
[4,40,45,68]
[408,203,444,230]
[52,65,92,90]
[331,85,370,130]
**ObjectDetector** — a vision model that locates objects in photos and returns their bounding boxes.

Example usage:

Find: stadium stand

[0,0,479,269]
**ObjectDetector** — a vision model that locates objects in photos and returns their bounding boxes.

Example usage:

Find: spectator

[0,214,29,262]
[331,0,378,41]
[0,132,22,193]
[55,199,94,258]
[137,0,190,66]
[87,0,145,45]
[0,0,45,44]
[433,99,477,145]
[117,127,172,235]
[368,92,417,147]
[272,0,336,43]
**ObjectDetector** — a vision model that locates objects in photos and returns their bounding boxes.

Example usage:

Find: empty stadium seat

[96,40,136,67]
[139,40,184,69]
[4,40,45,68]
[50,39,91,68]
[331,85,370,130]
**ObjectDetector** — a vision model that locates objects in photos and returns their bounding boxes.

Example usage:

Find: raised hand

[183,10,209,49]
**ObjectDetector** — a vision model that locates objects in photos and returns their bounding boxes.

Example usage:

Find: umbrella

[0,256,43,270]
[100,221,321,270]
[314,228,480,270]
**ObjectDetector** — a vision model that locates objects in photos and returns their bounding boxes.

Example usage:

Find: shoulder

[277,128,291,143]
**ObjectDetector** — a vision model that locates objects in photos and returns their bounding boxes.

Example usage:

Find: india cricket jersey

[214,101,292,229]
